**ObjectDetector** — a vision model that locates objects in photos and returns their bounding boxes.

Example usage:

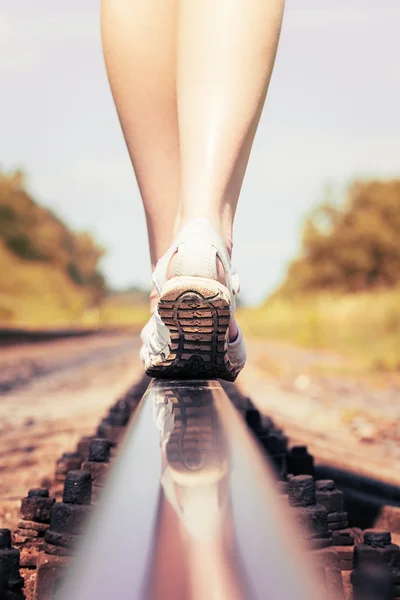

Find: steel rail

[61,379,320,600]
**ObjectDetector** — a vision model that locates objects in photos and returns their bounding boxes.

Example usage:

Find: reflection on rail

[61,380,319,599]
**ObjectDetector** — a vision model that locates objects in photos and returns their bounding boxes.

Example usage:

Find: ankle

[174,214,233,258]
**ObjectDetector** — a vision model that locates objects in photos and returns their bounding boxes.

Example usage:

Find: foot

[149,216,239,341]
[140,218,246,380]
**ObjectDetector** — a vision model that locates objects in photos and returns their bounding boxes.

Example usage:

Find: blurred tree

[0,170,106,308]
[281,180,400,294]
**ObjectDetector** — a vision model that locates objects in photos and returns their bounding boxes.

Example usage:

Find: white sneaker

[140,218,246,381]
[153,385,229,541]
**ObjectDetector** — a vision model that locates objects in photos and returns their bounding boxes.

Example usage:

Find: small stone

[356,423,377,443]
[17,520,49,533]
[294,375,310,391]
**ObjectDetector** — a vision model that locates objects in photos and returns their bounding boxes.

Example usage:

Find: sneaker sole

[163,387,228,486]
[146,276,240,381]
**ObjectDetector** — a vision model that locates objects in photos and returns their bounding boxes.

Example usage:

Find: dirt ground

[1,332,399,535]
[240,339,400,486]
[0,332,142,530]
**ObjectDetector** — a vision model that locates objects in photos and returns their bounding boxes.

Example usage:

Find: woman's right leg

[170,0,284,348]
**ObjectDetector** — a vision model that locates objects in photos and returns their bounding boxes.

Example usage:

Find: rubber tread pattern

[146,289,240,381]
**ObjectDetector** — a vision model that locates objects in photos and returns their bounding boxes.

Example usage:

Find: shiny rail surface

[61,380,319,600]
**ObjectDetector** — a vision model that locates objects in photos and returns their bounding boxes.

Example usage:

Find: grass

[238,289,400,373]
[83,295,149,328]
[0,239,91,326]
[0,239,150,329]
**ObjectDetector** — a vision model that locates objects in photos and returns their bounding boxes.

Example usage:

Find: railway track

[1,372,400,599]
[0,326,111,348]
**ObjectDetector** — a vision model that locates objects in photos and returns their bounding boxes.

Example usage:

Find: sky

[1,0,399,304]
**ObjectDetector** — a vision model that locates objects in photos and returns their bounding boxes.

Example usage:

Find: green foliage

[281,180,400,294]
[0,169,107,323]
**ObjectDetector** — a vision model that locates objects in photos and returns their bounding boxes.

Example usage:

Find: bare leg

[101,0,179,276]
[176,0,285,251]
[102,0,284,366]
